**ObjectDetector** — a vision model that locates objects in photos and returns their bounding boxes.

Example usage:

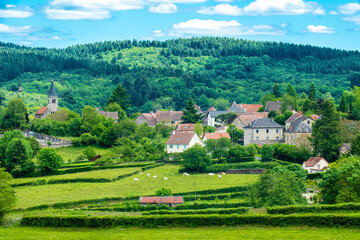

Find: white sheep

[208,173,215,176]
[183,173,189,176]
[133,178,140,182]
[218,172,226,175]
[218,175,222,178]
[164,177,168,180]
[139,172,143,174]
[147,173,150,177]
[153,175,157,178]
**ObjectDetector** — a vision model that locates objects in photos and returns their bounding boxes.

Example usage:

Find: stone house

[302,157,329,173]
[230,113,268,130]
[265,100,283,112]
[135,110,183,127]
[284,113,314,145]
[96,108,119,121]
[339,143,351,156]
[243,118,284,146]
[166,132,203,153]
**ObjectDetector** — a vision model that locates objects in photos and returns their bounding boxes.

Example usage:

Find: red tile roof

[35,106,48,115]
[238,115,258,125]
[285,112,301,124]
[242,104,262,113]
[139,196,183,204]
[205,132,231,140]
[166,132,197,145]
[311,115,320,121]
[304,157,328,167]
[176,123,196,131]
[208,106,217,111]
[253,112,268,118]
[156,110,183,122]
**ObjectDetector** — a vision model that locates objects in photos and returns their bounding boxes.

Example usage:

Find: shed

[139,196,184,207]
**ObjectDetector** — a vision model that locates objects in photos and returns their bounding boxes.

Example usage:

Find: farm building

[139,196,184,207]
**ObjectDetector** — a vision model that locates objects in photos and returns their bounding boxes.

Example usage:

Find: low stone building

[96,108,119,121]
[243,118,284,146]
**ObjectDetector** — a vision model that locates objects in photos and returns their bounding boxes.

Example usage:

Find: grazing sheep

[183,173,189,176]
[208,173,215,176]
[133,178,140,182]
[153,175,157,178]
[139,172,143,174]
[147,173,150,177]
[164,177,168,180]
[218,172,226,175]
[218,175,222,178]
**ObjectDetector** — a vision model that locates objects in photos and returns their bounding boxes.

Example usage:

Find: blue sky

[1,0,360,50]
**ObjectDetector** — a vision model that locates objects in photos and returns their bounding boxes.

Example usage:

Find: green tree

[351,134,360,155]
[155,187,172,196]
[216,112,237,125]
[0,168,16,221]
[205,137,231,162]
[260,144,273,162]
[37,148,64,172]
[194,122,204,138]
[227,125,244,144]
[4,98,27,128]
[25,137,41,157]
[81,106,101,128]
[349,72,360,88]
[285,83,297,99]
[4,138,34,177]
[107,84,130,110]
[309,83,316,101]
[272,84,281,98]
[310,100,342,162]
[182,144,211,172]
[106,102,127,121]
[83,146,97,160]
[181,97,203,123]
[203,125,215,133]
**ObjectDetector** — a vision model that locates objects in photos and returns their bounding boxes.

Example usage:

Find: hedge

[141,163,164,171]
[177,186,247,196]
[307,173,323,180]
[183,192,247,201]
[174,202,251,210]
[142,207,249,215]
[21,214,360,228]
[205,162,279,172]
[12,171,139,188]
[267,203,360,215]
[224,156,256,164]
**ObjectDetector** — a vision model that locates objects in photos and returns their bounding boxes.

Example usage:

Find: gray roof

[285,117,312,133]
[226,102,245,113]
[208,111,227,118]
[341,143,351,150]
[48,80,58,98]
[244,118,283,129]
[265,101,282,112]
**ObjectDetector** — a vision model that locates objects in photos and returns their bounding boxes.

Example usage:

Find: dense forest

[0,37,358,114]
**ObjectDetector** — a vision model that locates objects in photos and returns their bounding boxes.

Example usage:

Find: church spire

[48,80,58,98]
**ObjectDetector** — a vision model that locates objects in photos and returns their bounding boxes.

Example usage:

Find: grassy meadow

[55,146,112,163]
[1,226,359,240]
[14,165,258,209]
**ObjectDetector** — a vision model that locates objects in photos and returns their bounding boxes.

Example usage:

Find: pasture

[1,226,359,240]
[13,165,258,209]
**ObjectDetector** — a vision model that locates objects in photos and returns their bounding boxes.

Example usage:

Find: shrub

[266,203,360,215]
[205,162,279,172]
[155,187,172,196]
[80,133,98,145]
[260,144,273,162]
[94,158,113,166]
[83,146,97,160]
[182,144,210,172]
[37,148,64,172]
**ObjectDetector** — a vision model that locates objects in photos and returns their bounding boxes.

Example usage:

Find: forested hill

[0,37,358,114]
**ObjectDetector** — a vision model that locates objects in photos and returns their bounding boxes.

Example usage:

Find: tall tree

[349,72,360,88]
[285,83,297,99]
[272,84,281,98]
[0,168,16,221]
[310,100,342,162]
[309,83,316,102]
[107,84,130,110]
[4,98,27,128]
[181,97,203,123]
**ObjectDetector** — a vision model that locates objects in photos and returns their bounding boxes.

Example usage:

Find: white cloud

[150,0,206,3]
[339,3,360,15]
[0,24,33,35]
[152,30,165,37]
[307,25,335,34]
[197,4,241,15]
[167,19,286,36]
[343,15,360,25]
[50,0,144,11]
[149,3,177,13]
[0,5,33,18]
[281,23,288,28]
[20,41,32,45]
[215,0,233,2]
[27,35,63,41]
[44,7,111,20]
[330,11,338,15]
[241,0,324,16]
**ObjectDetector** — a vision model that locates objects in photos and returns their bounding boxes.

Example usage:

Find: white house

[302,157,329,173]
[166,132,203,153]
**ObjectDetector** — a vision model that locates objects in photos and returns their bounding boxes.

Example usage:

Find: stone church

[35,81,59,119]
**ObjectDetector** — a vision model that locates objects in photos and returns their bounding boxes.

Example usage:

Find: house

[302,157,329,173]
[284,112,314,145]
[243,118,284,146]
[339,143,351,156]
[230,114,267,130]
[166,132,203,153]
[203,132,231,141]
[265,101,283,112]
[96,108,119,121]
[135,110,183,127]
[35,80,59,119]
[139,196,183,207]
[175,123,196,133]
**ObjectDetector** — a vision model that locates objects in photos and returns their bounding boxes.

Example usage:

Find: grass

[1,226,360,239]
[55,146,111,163]
[12,167,141,185]
[14,165,258,209]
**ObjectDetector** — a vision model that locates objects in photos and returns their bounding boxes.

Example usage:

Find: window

[52,99,56,103]
[177,145,180,149]
[170,145,173,149]
[308,121,310,125]
[266,137,269,140]
[256,137,259,140]
[317,165,320,169]
[276,137,279,140]
[184,145,186,149]
[256,129,259,133]
[276,129,279,133]
[287,136,289,141]
[266,129,269,133]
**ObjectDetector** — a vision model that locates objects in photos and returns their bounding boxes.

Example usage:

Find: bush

[83,146,97,160]
[0,168,16,222]
[94,158,113,166]
[37,148,64,172]
[182,144,210,172]
[205,162,279,173]
[225,156,255,163]
[266,203,360,215]
[75,155,87,162]
[143,207,248,215]
[260,144,273,162]
[155,187,172,196]
[80,133,98,145]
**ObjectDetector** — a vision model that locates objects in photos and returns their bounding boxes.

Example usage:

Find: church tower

[48,80,58,114]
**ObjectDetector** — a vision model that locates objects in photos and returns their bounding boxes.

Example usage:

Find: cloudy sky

[1,0,360,50]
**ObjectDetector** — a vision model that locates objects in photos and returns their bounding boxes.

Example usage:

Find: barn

[139,196,184,207]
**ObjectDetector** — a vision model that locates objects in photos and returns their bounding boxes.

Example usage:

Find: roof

[98,110,119,120]
[208,106,217,111]
[253,112,269,118]
[286,116,312,133]
[303,157,328,167]
[227,102,245,113]
[35,106,48,115]
[242,104,262,113]
[48,80,58,98]
[244,118,283,129]
[340,143,351,150]
[156,110,183,122]
[176,123,199,131]
[208,111,227,118]
[236,115,258,125]
[139,196,183,204]
[265,101,283,112]
[285,112,301,124]
[166,132,197,145]
[204,132,231,140]
[311,114,320,121]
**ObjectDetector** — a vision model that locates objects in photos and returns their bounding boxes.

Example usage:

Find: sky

[1,0,360,50]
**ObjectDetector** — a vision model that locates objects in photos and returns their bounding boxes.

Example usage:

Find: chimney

[299,111,303,116]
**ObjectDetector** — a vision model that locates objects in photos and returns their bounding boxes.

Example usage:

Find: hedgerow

[21,214,360,228]
[266,203,360,215]
[205,162,279,173]
[142,207,248,215]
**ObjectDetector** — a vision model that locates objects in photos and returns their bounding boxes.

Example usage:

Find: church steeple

[48,80,58,114]
[48,80,58,98]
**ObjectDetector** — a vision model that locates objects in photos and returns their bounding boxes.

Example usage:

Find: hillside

[0,37,358,114]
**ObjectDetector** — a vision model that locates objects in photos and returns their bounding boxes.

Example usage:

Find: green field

[14,165,258,209]
[12,167,141,185]
[55,146,112,163]
[1,226,359,240]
